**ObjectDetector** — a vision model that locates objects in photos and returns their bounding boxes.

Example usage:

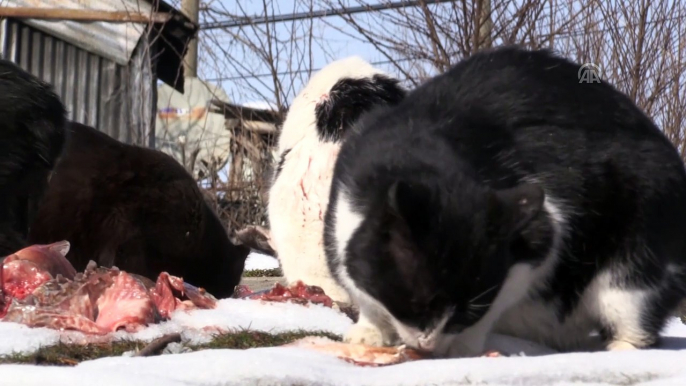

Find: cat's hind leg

[589,272,665,351]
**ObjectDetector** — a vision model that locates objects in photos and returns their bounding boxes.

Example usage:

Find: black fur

[273,148,291,182]
[314,74,406,142]
[0,59,67,256]
[28,122,250,298]
[324,46,686,354]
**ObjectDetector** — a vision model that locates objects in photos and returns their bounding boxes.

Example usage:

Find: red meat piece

[96,272,160,332]
[241,281,334,308]
[0,241,217,334]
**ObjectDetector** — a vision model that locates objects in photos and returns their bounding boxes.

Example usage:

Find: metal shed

[0,0,197,147]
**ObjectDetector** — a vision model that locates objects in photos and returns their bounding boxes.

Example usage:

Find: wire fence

[190,0,686,233]
[7,0,685,233]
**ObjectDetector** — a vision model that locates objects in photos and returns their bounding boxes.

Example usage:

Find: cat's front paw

[345,322,386,346]
[434,331,486,358]
[606,340,639,351]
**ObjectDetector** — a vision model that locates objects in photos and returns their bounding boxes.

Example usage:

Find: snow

[0,298,351,356]
[0,322,60,356]
[244,251,280,271]
[242,100,278,111]
[113,298,351,345]
[1,300,686,385]
[66,342,686,386]
[2,318,686,386]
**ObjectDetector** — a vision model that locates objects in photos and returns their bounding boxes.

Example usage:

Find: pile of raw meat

[0,241,217,334]
[234,281,334,307]
[284,336,428,367]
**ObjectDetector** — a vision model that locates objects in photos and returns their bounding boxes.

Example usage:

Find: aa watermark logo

[578,63,602,83]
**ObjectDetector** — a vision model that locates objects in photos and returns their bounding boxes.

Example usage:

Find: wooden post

[181,0,199,78]
[478,0,492,49]
[0,7,171,23]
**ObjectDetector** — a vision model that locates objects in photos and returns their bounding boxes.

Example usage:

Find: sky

[157,0,409,179]
[191,0,413,108]
[156,0,684,114]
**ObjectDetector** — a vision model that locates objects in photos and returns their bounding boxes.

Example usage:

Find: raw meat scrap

[2,261,119,334]
[234,281,333,307]
[150,272,217,319]
[284,336,427,367]
[95,271,161,332]
[0,241,76,315]
[2,261,157,334]
[284,337,501,366]
[4,241,76,280]
[233,284,254,298]
[0,241,217,334]
[1,259,53,301]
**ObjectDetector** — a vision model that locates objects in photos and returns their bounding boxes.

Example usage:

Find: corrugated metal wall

[0,18,155,147]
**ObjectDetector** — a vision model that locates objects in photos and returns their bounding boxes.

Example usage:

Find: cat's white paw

[607,340,639,351]
[345,322,386,346]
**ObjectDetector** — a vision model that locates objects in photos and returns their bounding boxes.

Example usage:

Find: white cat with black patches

[324,46,686,357]
[268,56,406,304]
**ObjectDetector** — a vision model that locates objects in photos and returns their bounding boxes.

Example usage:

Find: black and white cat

[268,56,405,304]
[323,45,686,357]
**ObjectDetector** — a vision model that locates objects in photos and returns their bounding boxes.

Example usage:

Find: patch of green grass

[242,268,283,277]
[194,330,340,350]
[0,330,340,366]
[0,340,143,366]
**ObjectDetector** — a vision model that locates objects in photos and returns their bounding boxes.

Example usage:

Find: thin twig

[134,333,183,357]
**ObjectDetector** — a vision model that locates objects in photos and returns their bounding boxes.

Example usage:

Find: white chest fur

[268,138,351,303]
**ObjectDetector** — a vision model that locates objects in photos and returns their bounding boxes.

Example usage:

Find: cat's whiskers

[466,310,480,320]
[469,285,499,303]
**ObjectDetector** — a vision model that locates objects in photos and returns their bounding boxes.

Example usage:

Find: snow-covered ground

[0,298,350,355]
[244,251,280,271]
[2,297,686,385]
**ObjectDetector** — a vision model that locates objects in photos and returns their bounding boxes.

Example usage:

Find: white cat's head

[276,56,406,151]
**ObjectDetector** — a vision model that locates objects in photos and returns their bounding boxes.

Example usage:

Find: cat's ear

[490,183,545,237]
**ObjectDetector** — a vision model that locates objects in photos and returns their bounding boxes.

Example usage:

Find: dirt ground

[239,276,288,292]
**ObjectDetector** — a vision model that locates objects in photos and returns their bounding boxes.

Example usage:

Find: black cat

[0,59,67,256]
[323,45,686,357]
[28,122,249,299]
